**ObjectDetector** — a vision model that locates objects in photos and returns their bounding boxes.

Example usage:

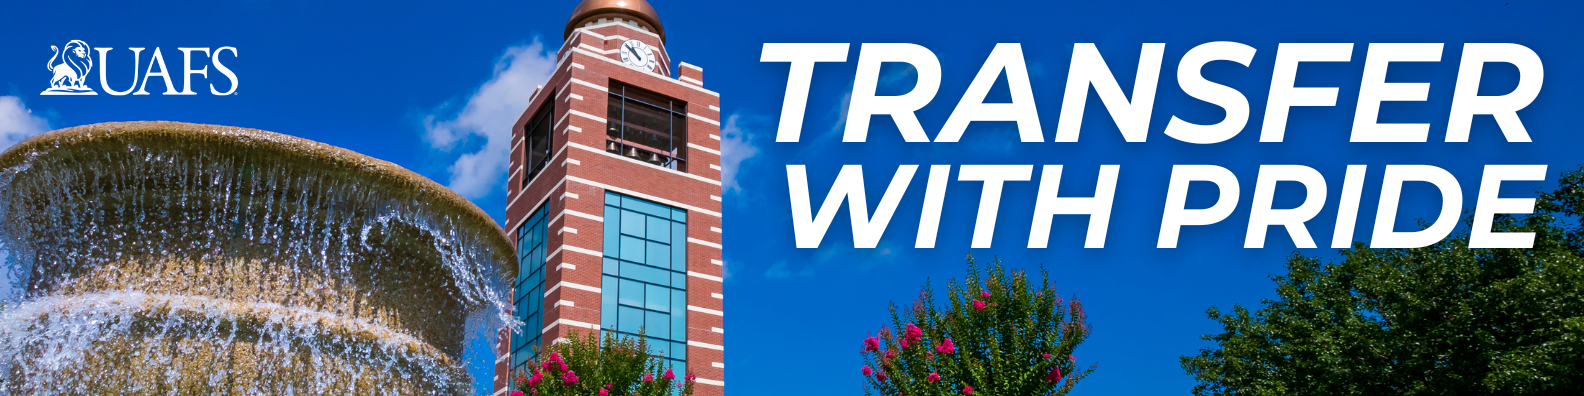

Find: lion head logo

[42,40,96,95]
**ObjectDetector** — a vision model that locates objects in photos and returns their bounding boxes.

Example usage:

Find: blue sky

[3,0,1582,394]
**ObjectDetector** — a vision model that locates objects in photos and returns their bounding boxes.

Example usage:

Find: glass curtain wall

[512,203,550,371]
[601,191,688,374]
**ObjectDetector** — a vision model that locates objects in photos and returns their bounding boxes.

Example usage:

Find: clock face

[619,39,657,72]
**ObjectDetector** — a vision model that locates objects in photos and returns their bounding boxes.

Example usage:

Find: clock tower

[495,0,726,395]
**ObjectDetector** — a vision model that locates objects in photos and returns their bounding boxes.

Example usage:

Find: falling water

[0,122,520,395]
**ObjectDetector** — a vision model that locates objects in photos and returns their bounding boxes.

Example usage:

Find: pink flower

[963,385,975,395]
[927,372,941,382]
[1045,366,1063,382]
[863,336,881,353]
[899,338,909,348]
[509,391,524,396]
[1069,354,1077,362]
[598,389,608,396]
[663,368,676,380]
[972,300,987,311]
[861,365,873,376]
[528,371,543,386]
[563,370,579,384]
[884,350,895,360]
[937,338,956,354]
[1042,353,1052,358]
[876,371,888,382]
[515,376,527,386]
[685,374,696,382]
[541,361,552,371]
[904,323,923,344]
[643,373,655,382]
[981,291,991,298]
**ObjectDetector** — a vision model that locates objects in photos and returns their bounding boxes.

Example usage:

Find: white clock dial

[618,39,657,72]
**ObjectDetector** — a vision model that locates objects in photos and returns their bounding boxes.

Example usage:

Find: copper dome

[565,0,665,42]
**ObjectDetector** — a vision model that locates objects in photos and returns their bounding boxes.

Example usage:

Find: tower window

[606,82,687,172]
[601,191,688,374]
[512,203,550,371]
[522,101,555,187]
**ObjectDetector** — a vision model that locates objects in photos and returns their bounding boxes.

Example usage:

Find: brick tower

[494,0,725,395]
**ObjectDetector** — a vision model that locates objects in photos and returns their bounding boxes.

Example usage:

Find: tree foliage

[512,329,695,396]
[861,255,1096,396]
[1182,167,1584,395]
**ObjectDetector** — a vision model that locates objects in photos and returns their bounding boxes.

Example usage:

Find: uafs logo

[42,40,238,96]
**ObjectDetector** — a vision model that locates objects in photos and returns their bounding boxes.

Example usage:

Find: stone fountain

[0,122,517,395]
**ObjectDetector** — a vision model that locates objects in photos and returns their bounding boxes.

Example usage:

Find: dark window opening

[523,101,555,187]
[606,82,687,172]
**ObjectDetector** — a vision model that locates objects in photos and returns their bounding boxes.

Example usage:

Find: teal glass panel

[646,241,669,269]
[672,208,686,223]
[619,279,643,307]
[647,216,670,243]
[618,306,643,334]
[621,210,646,237]
[672,342,687,361]
[672,273,687,290]
[604,206,619,251]
[671,223,686,271]
[646,283,670,311]
[647,311,670,339]
[620,235,644,261]
[626,197,671,218]
[621,262,668,286]
[602,275,618,329]
[603,258,619,275]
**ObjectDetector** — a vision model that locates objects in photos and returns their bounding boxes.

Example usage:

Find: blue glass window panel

[647,216,670,243]
[671,289,686,316]
[647,311,670,339]
[621,210,646,237]
[671,223,686,271]
[619,279,643,307]
[602,275,618,329]
[512,345,529,369]
[672,273,687,290]
[621,261,669,286]
[604,206,619,252]
[626,197,671,218]
[675,361,686,379]
[672,342,687,361]
[603,258,619,275]
[672,208,686,223]
[618,306,643,334]
[620,235,645,262]
[646,241,670,269]
[646,283,670,311]
[606,191,620,204]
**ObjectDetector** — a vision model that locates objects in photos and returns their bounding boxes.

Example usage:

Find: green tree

[512,329,695,396]
[861,256,1096,396]
[1182,167,1584,395]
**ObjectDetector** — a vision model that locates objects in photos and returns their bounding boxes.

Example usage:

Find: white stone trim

[711,292,724,299]
[709,134,720,141]
[543,318,600,334]
[560,227,578,234]
[688,237,722,249]
[679,76,704,86]
[567,175,722,217]
[569,109,606,123]
[680,62,703,71]
[555,300,576,308]
[710,227,722,234]
[564,245,602,258]
[688,112,720,126]
[545,281,602,297]
[708,105,720,111]
[562,192,579,200]
[567,142,722,187]
[568,93,583,101]
[687,339,725,350]
[710,195,722,202]
[556,263,577,271]
[566,209,604,222]
[566,125,582,134]
[688,271,723,283]
[711,362,724,368]
[571,62,585,70]
[709,164,721,171]
[710,259,723,265]
[711,327,724,334]
[687,142,720,156]
[564,158,581,166]
[570,78,609,92]
[695,377,724,387]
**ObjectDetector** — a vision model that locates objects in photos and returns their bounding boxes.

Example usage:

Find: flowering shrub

[513,329,695,396]
[861,255,1095,396]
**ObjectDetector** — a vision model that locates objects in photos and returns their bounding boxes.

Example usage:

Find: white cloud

[422,40,557,199]
[0,96,50,151]
[717,114,760,194]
